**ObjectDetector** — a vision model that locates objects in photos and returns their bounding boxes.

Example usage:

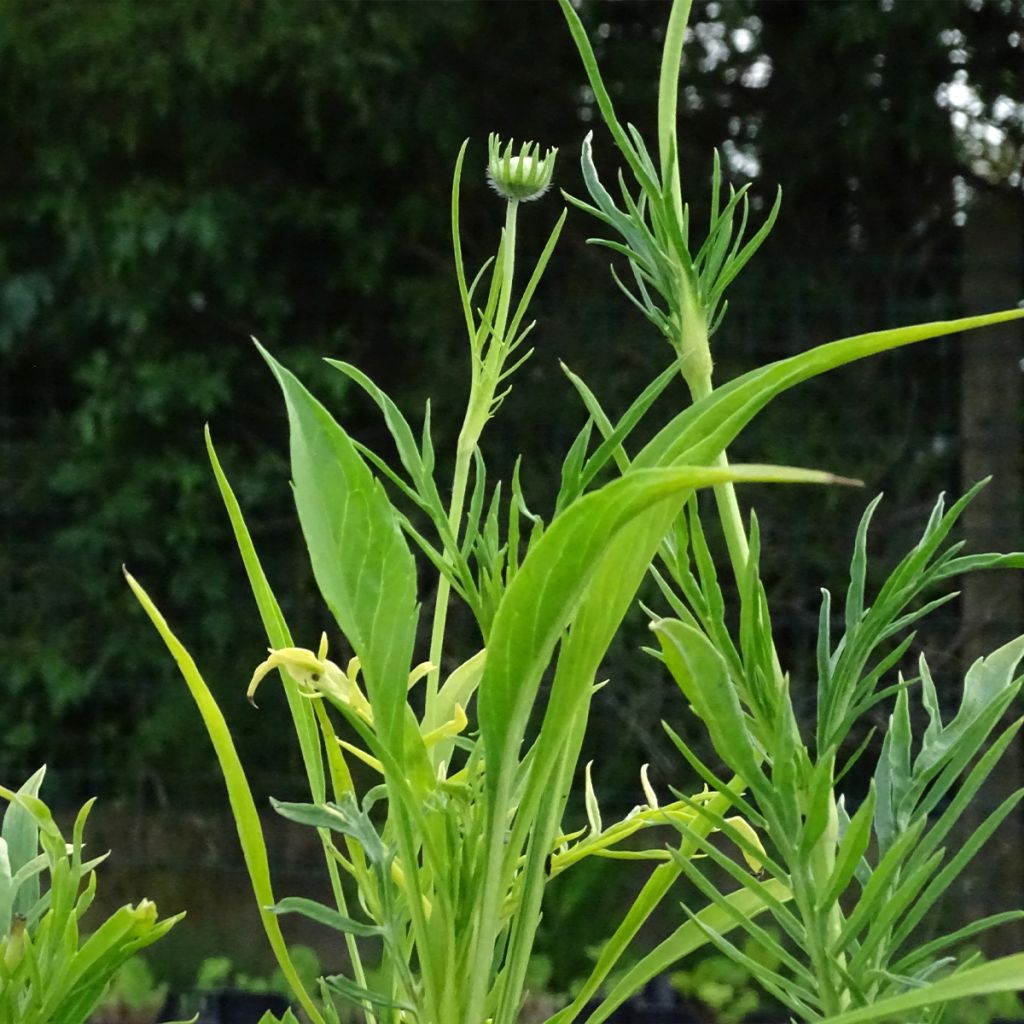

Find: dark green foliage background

[1,0,1022,984]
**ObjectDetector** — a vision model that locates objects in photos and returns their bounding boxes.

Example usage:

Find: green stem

[657,0,693,221]
[687,371,751,581]
[423,448,471,736]
[324,838,374,1024]
[467,778,515,1024]
[692,359,849,1015]
[689,364,789,696]
[424,200,519,739]
[806,758,850,1013]
[493,200,519,343]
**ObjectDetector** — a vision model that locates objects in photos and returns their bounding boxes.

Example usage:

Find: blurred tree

[1,0,1021,907]
[3,0,1024,986]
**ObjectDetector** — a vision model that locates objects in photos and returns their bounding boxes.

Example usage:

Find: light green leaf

[258,341,419,754]
[490,463,842,1024]
[323,972,414,1013]
[256,1013,299,1024]
[0,838,11,937]
[205,427,325,802]
[821,953,1024,1024]
[268,897,382,938]
[652,618,764,791]
[916,633,1024,774]
[124,570,326,1024]
[819,786,876,912]
[582,880,792,1024]
[479,464,839,795]
[2,766,46,918]
[636,310,1024,472]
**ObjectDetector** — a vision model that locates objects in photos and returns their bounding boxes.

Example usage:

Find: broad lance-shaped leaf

[653,618,765,792]
[478,463,843,796]
[477,462,842,1023]
[635,309,1024,472]
[498,467,783,1021]
[1,765,46,921]
[257,341,419,753]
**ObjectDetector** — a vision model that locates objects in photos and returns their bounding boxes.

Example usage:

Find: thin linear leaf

[582,880,792,1024]
[820,953,1024,1024]
[124,571,325,1024]
[267,897,382,938]
[635,310,1024,473]
[323,973,414,1014]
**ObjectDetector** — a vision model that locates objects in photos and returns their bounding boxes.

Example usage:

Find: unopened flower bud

[126,898,158,937]
[3,915,27,970]
[486,134,557,202]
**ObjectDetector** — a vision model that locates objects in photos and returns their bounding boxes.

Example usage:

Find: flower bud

[2,915,27,971]
[126,898,158,937]
[486,134,557,202]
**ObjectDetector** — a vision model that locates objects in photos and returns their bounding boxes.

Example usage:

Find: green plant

[941,950,1024,1024]
[126,132,808,1023]
[0,768,185,1024]
[648,490,1024,1024]
[91,955,168,1024]
[127,2,1024,1024]
[668,933,781,1024]
[191,944,319,997]
[552,0,1024,1021]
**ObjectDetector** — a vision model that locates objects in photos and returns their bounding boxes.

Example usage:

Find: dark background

[2,0,1022,994]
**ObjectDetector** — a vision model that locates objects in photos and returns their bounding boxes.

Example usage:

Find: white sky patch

[732,27,756,54]
[742,55,773,89]
[695,21,731,73]
[722,138,761,179]
[936,69,1024,185]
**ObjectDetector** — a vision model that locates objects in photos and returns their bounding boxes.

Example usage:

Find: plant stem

[657,0,693,224]
[688,371,752,581]
[424,199,519,740]
[806,755,851,1013]
[693,360,850,1015]
[423,448,471,737]
[493,199,519,343]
